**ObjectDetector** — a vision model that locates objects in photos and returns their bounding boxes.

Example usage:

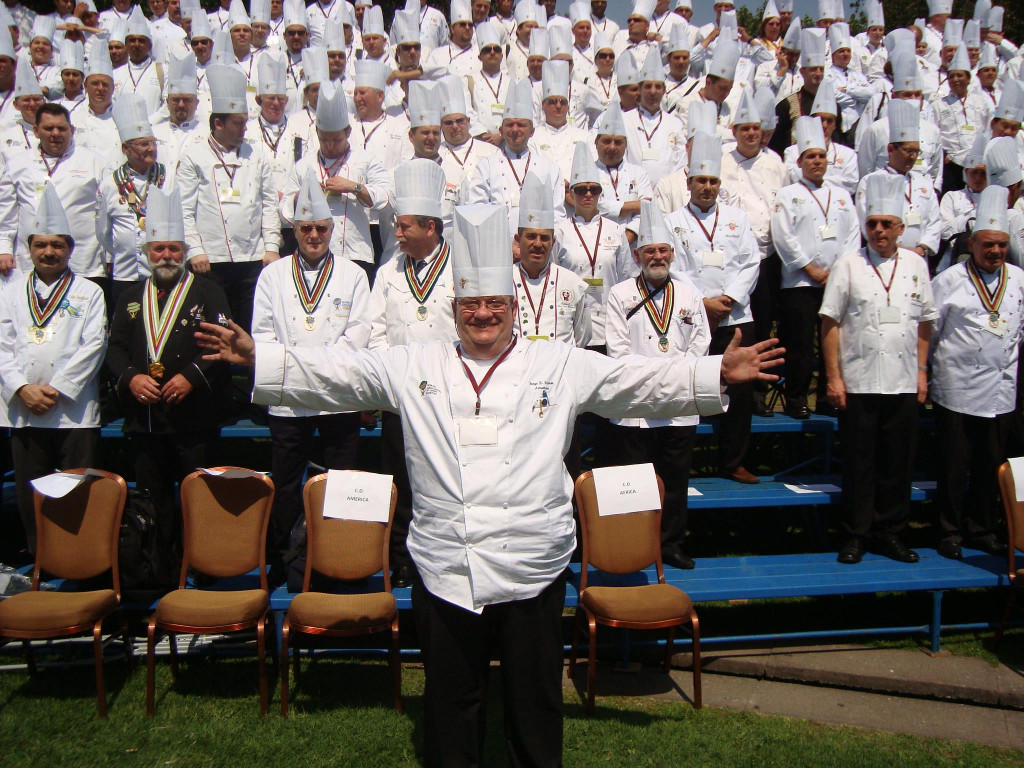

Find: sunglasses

[573,185,603,196]
[596,52,614,59]
[298,224,330,234]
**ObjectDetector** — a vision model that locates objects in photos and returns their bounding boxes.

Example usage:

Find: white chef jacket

[855,168,941,255]
[771,179,861,289]
[939,187,980,243]
[528,121,590,183]
[379,152,465,264]
[0,271,16,428]
[672,89,733,141]
[662,76,702,116]
[441,137,497,189]
[0,119,38,158]
[176,134,282,263]
[622,106,687,185]
[782,140,859,197]
[666,201,761,326]
[857,113,944,192]
[505,39,530,82]
[754,62,803,104]
[391,3,448,51]
[654,169,691,217]
[825,65,873,134]
[306,0,342,47]
[593,159,651,233]
[1009,209,1024,273]
[0,90,17,131]
[150,16,186,65]
[719,148,788,260]
[606,274,711,428]
[245,114,293,194]
[819,247,937,395]
[279,107,318,167]
[70,105,122,167]
[513,263,591,346]
[115,57,164,115]
[572,44,596,84]
[252,250,372,418]
[553,214,636,346]
[279,147,393,265]
[464,144,566,235]
[151,119,204,188]
[423,42,480,81]
[934,91,992,167]
[470,69,512,136]
[96,164,170,282]
[368,241,458,351]
[613,36,654,64]
[0,142,108,278]
[930,261,1024,418]
[252,334,726,612]
[0,271,107,429]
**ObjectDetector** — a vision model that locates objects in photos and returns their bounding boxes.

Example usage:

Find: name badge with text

[878,305,901,324]
[701,249,725,268]
[459,415,498,446]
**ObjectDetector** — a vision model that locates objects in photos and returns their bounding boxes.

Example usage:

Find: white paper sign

[687,487,703,497]
[200,468,268,479]
[1008,457,1024,502]
[30,468,105,499]
[592,463,661,516]
[323,470,393,523]
[783,483,841,494]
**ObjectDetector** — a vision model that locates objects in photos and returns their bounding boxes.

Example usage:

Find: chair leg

[93,621,107,718]
[280,621,290,717]
[146,618,157,717]
[664,626,676,674]
[391,618,403,714]
[167,631,179,679]
[994,588,1018,650]
[22,640,36,676]
[586,613,598,715]
[257,616,268,716]
[690,611,702,710]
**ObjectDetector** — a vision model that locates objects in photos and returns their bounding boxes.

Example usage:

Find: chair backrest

[33,469,127,595]
[179,469,275,585]
[574,471,666,588]
[997,462,1024,580]
[303,473,397,588]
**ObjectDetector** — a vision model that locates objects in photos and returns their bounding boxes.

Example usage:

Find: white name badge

[584,277,603,293]
[218,186,242,204]
[491,103,504,114]
[914,156,924,169]
[34,183,46,200]
[459,415,498,446]
[963,124,976,132]
[592,463,661,516]
[983,318,1007,338]
[701,249,725,268]
[904,210,922,226]
[641,147,660,161]
[819,225,837,240]
[878,305,901,324]
[322,470,394,523]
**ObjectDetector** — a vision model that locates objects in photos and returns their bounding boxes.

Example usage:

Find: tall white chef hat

[755,87,778,130]
[144,186,187,244]
[828,22,851,52]
[257,51,287,95]
[963,19,981,48]
[666,20,691,54]
[208,64,248,114]
[863,173,905,220]
[354,59,388,91]
[795,115,826,156]
[569,140,600,186]
[815,0,833,20]
[450,0,472,25]
[503,77,535,121]
[963,131,988,169]
[166,50,198,95]
[762,0,781,20]
[781,17,801,49]
[985,137,1023,187]
[0,5,14,34]
[708,37,739,80]
[323,16,346,52]
[720,9,738,36]
[250,0,271,24]
[32,183,72,238]
[948,43,971,73]
[30,14,55,42]
[883,28,913,56]
[865,0,884,28]
[988,6,1004,33]
[942,18,963,47]
[776,0,793,11]
[528,27,549,59]
[293,168,334,223]
[993,80,1024,122]
[108,18,128,44]
[0,29,14,63]
[568,2,591,26]
[302,46,330,88]
[541,59,570,100]
[974,0,992,23]
[801,28,826,68]
[978,43,999,69]
[408,81,440,128]
[637,48,665,84]
[452,204,515,298]
[392,10,420,46]
[316,80,350,130]
[125,6,151,39]
[810,79,838,116]
[228,0,251,29]
[476,20,502,51]
[732,87,760,126]
[361,5,384,37]
[629,0,656,22]
[14,56,42,99]
[339,2,356,28]
[59,40,85,74]
[211,30,233,64]
[179,0,197,21]
[190,7,214,39]
[283,0,308,29]
[891,50,923,92]
[395,158,446,218]
[595,99,627,137]
[592,28,613,54]
[688,130,722,178]
[615,50,639,86]
[687,100,717,138]
[437,75,468,118]
[113,93,154,142]
[974,185,1010,235]
[888,98,920,143]
[84,37,114,82]
[926,0,952,15]
[518,172,555,230]
[636,199,674,249]
[674,0,693,9]
[548,25,573,59]
[515,0,540,25]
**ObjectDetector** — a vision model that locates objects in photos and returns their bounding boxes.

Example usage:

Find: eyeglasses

[573,185,603,196]
[298,224,331,234]
[398,43,421,52]
[480,45,501,54]
[865,219,897,231]
[456,298,512,312]
[285,29,307,37]
[190,38,211,46]
[441,117,469,127]
[894,144,921,156]
[595,52,614,59]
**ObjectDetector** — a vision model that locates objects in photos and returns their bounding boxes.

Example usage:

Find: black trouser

[580,344,615,468]
[779,286,825,410]
[612,423,697,557]
[412,571,567,768]
[838,393,918,539]
[130,431,216,554]
[934,405,1013,546]
[708,322,754,474]
[941,160,967,196]
[368,224,384,288]
[750,255,782,405]
[207,260,263,333]
[10,427,98,554]
[381,411,413,570]
[266,412,361,567]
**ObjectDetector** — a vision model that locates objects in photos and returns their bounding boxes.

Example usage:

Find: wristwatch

[354,183,363,195]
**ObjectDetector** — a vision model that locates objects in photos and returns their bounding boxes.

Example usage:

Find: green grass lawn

[1,654,1022,768]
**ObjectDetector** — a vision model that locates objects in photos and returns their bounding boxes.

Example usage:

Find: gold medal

[417,305,428,321]
[127,191,137,205]
[138,215,146,231]
[30,327,47,344]
[148,361,165,380]
[990,311,1000,328]
[658,336,669,353]
[304,315,316,331]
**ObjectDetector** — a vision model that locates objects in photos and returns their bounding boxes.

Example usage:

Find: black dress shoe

[391,565,412,588]
[663,552,696,570]
[874,535,919,563]
[937,540,962,560]
[786,405,811,420]
[837,537,866,564]
[968,538,1009,557]
[753,398,774,417]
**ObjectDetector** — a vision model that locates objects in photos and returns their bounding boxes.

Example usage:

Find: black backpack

[118,489,181,604]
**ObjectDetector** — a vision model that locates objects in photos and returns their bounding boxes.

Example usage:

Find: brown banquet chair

[995,462,1024,646]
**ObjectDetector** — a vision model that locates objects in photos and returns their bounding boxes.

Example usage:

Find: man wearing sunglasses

[423,0,479,81]
[468,22,508,141]
[151,51,202,188]
[437,74,496,182]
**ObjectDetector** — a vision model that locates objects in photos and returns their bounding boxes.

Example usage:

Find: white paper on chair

[323,470,393,522]
[1008,457,1024,501]
[783,483,841,494]
[30,468,105,498]
[687,487,702,497]
[592,463,661,516]
[200,468,267,479]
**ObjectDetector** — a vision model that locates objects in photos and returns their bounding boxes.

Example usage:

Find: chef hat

[615,50,639,86]
[720,10,738,36]
[541,59,570,100]
[323,16,346,52]
[666,21,691,54]
[302,46,329,88]
[437,75,468,117]
[569,141,600,186]
[477,20,502,51]
[674,0,693,9]
[503,78,535,121]
[942,18,963,47]
[113,93,154,142]
[863,173,905,220]
[190,8,214,39]
[637,49,665,84]
[828,22,851,52]
[974,185,1010,235]
[293,169,334,223]
[354,0,371,7]
[316,79,350,130]
[528,27,549,59]
[339,2,356,28]
[166,50,198,95]
[993,79,1024,122]
[32,183,72,238]
[283,0,308,29]
[947,43,971,73]
[408,81,440,128]
[988,6,1004,33]
[108,18,128,44]
[392,10,420,46]
[595,99,627,137]
[708,37,739,80]
[0,4,14,33]
[891,51,923,92]
[515,0,540,25]
[125,6,151,39]
[762,0,781,20]
[227,0,250,29]
[84,37,113,82]
[963,19,981,48]
[795,116,826,156]
[30,15,55,42]
[14,56,42,99]
[688,130,722,178]
[361,5,384,36]
[985,137,1023,187]
[354,59,387,91]
[0,29,13,62]
[811,78,838,116]
[755,87,778,130]
[450,0,472,25]
[250,0,270,24]
[59,40,85,74]
[452,204,515,298]
[211,30,233,64]
[518,172,555,230]
[179,0,197,19]
[815,0,831,20]
[257,51,287,95]
[963,131,988,168]
[144,186,187,244]
[776,0,793,10]
[974,0,992,22]
[568,2,591,26]
[883,28,914,56]
[732,87,760,126]
[629,0,656,22]
[926,0,952,15]
[208,64,248,114]
[801,28,826,68]
[394,158,446,218]
[687,100,717,138]
[549,26,573,59]
[636,199,674,249]
[978,43,998,69]
[781,17,801,50]
[888,98,920,143]
[865,0,884,28]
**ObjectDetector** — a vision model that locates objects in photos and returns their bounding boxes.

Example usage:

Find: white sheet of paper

[593,463,661,516]
[322,470,394,522]
[912,480,937,491]
[200,468,267,479]
[784,483,841,494]
[30,468,105,498]
[1008,457,1024,502]
[687,487,702,497]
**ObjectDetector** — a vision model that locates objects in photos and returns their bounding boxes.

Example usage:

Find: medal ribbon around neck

[143,271,193,365]
[966,259,1007,317]
[405,242,450,306]
[114,162,166,224]
[27,269,73,328]
[635,275,674,338]
[291,251,334,315]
